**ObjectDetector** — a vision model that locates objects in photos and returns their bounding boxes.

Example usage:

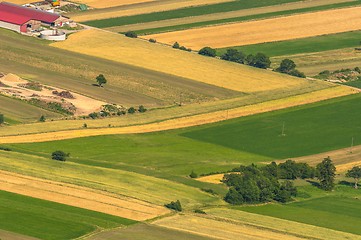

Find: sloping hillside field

[146,6,361,49]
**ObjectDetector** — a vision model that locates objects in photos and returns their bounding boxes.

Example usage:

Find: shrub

[198,47,216,57]
[0,146,11,151]
[201,188,217,195]
[125,31,137,38]
[172,42,180,49]
[39,115,46,122]
[194,209,206,214]
[138,105,147,113]
[189,170,198,178]
[289,69,306,78]
[179,46,187,51]
[165,200,182,211]
[221,49,245,63]
[0,113,4,125]
[117,110,126,116]
[149,38,156,43]
[83,123,87,128]
[88,112,98,119]
[128,107,136,114]
[51,150,68,161]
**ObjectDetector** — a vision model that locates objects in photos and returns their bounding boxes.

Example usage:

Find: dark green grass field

[217,30,361,57]
[82,0,301,28]
[236,195,361,235]
[135,2,360,35]
[343,80,361,89]
[0,190,136,240]
[182,94,361,159]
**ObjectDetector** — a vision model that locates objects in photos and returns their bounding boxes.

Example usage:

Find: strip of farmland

[146,6,361,50]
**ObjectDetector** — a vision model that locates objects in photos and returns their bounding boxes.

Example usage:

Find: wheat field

[146,6,361,50]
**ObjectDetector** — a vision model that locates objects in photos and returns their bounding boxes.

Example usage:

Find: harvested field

[272,47,361,76]
[146,6,361,50]
[106,0,354,33]
[0,85,354,143]
[71,0,236,22]
[196,174,225,184]
[153,214,308,240]
[0,170,168,221]
[74,0,156,8]
[207,208,361,240]
[52,29,317,92]
[5,0,31,4]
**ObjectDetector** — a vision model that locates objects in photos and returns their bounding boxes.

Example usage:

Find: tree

[39,115,46,122]
[0,113,4,125]
[138,105,147,113]
[125,31,137,38]
[96,74,107,87]
[276,59,296,73]
[128,107,136,114]
[346,166,361,189]
[316,157,336,191]
[172,42,180,49]
[248,53,271,69]
[221,49,245,63]
[51,150,68,161]
[189,170,198,178]
[198,47,216,57]
[165,200,182,211]
[289,69,306,78]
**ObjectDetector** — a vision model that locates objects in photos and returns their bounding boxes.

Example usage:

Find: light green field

[0,190,136,240]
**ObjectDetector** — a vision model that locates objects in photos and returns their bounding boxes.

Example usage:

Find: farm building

[0,1,64,33]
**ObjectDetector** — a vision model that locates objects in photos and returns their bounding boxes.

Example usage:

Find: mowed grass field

[236,196,361,236]
[218,30,361,57]
[0,190,136,240]
[146,6,361,50]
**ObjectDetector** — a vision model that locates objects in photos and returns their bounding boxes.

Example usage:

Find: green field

[182,94,361,159]
[217,30,361,57]
[343,80,361,89]
[135,2,361,35]
[236,195,361,235]
[0,190,136,240]
[82,0,301,28]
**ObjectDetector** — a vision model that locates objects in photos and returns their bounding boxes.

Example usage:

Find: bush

[0,146,11,151]
[51,150,68,161]
[189,170,198,178]
[0,113,4,125]
[88,112,98,119]
[83,123,87,128]
[39,115,46,122]
[198,47,216,57]
[172,42,180,49]
[194,209,206,214]
[221,49,245,64]
[248,53,271,69]
[149,38,156,43]
[201,188,217,195]
[128,107,136,114]
[289,69,306,78]
[138,105,147,113]
[125,31,137,38]
[165,200,182,211]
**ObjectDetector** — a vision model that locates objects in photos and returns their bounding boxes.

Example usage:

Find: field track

[107,0,353,33]
[146,6,361,50]
[0,86,354,143]
[71,0,233,21]
[0,170,169,221]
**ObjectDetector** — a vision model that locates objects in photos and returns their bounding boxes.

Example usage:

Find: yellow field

[146,6,361,50]
[73,0,155,8]
[153,214,309,240]
[71,0,233,21]
[106,0,354,33]
[0,170,168,221]
[196,174,225,184]
[3,0,31,4]
[205,208,361,240]
[0,85,355,143]
[52,29,315,93]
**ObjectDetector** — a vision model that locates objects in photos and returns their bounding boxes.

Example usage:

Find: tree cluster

[221,49,271,69]
[124,31,138,38]
[172,42,192,52]
[223,164,298,205]
[346,166,361,189]
[275,59,305,78]
[51,150,69,161]
[164,200,182,211]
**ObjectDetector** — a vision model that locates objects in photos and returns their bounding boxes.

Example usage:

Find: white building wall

[0,21,21,33]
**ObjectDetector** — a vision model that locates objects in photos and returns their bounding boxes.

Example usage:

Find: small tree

[128,107,136,114]
[125,31,137,38]
[0,113,4,125]
[51,150,68,161]
[189,170,198,178]
[39,115,46,122]
[249,53,271,69]
[276,59,296,73]
[96,74,107,87]
[172,42,180,49]
[165,200,182,211]
[198,47,216,57]
[149,38,156,43]
[138,105,147,113]
[346,166,361,189]
[316,157,336,191]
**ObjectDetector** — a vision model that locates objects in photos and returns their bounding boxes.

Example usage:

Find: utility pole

[350,137,354,154]
[281,121,286,136]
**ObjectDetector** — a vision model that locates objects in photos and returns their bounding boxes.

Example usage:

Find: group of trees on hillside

[276,59,306,78]
[223,157,340,205]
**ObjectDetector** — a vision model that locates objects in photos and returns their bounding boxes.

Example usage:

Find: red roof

[0,2,59,25]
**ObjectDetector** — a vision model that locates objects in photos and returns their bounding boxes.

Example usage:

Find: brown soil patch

[147,6,361,50]
[0,170,169,221]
